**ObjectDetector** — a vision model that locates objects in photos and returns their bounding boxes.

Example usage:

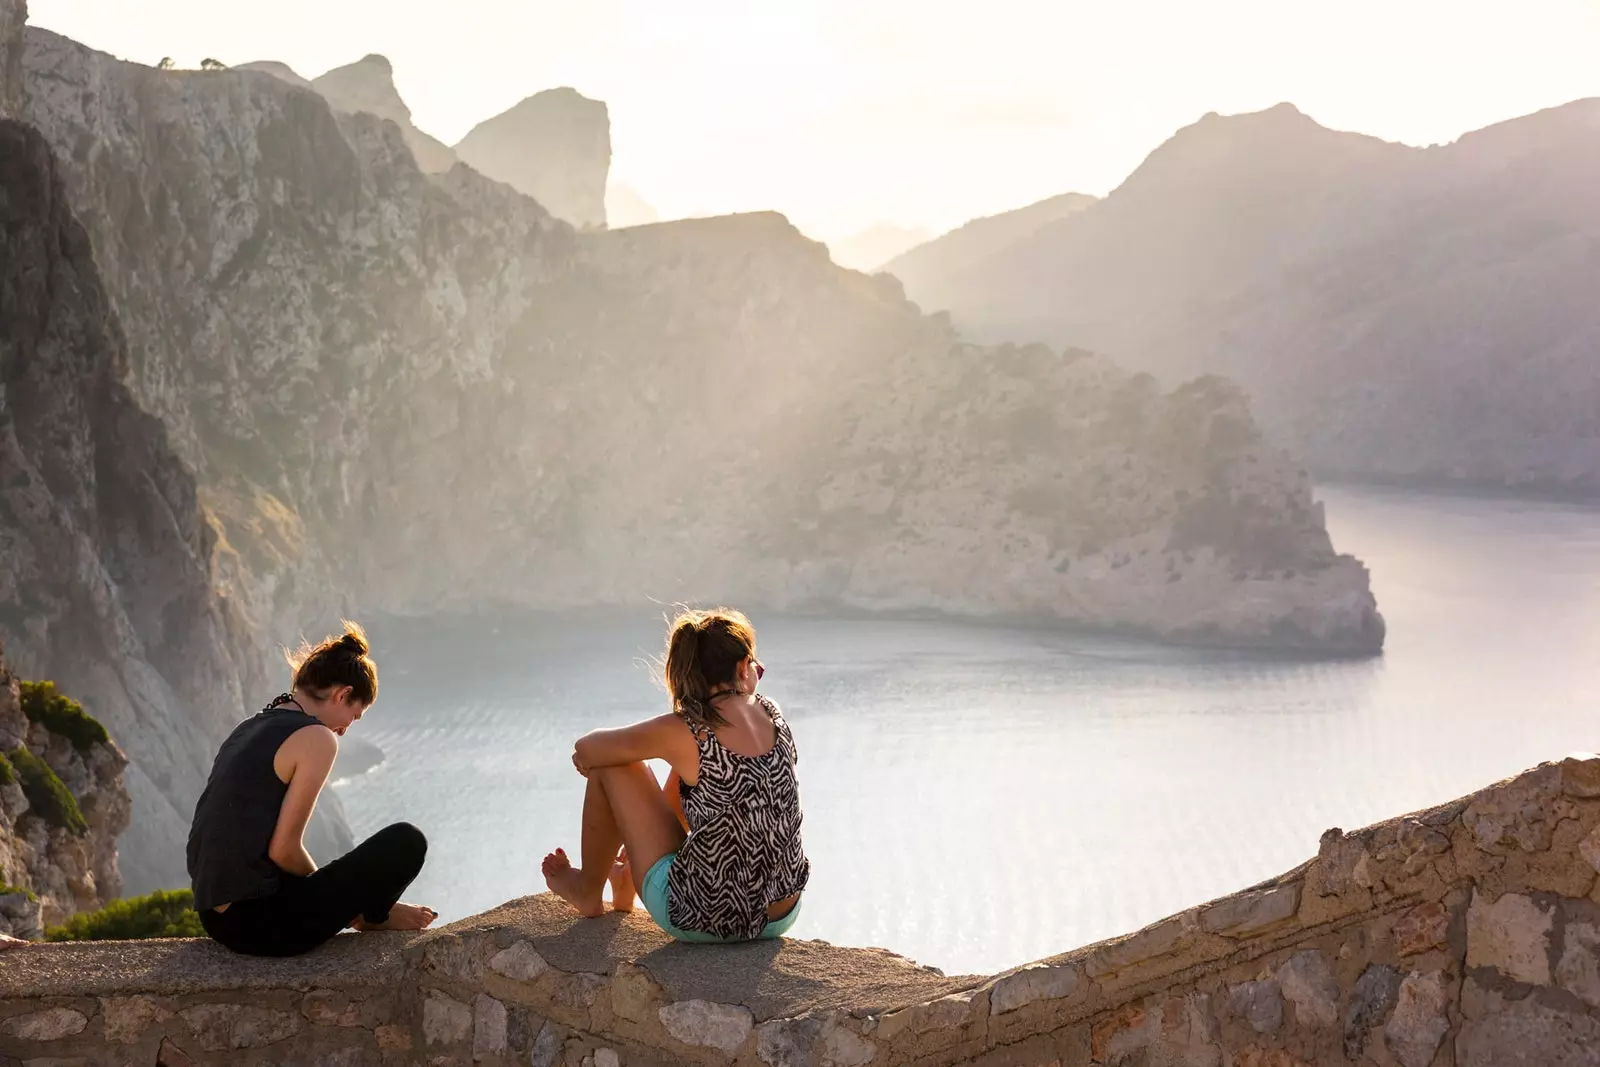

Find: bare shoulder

[283,722,338,762]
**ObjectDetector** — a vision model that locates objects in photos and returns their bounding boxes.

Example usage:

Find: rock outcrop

[20,26,1381,656]
[309,53,457,173]
[2,27,350,893]
[454,86,610,228]
[898,102,1600,496]
[0,648,130,937]
[6,755,1600,1065]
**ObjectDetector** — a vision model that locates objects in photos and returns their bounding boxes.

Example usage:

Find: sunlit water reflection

[334,485,1600,974]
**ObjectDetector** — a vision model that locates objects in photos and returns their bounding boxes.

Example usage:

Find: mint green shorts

[640,852,801,943]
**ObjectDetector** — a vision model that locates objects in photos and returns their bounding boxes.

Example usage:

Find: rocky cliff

[898,102,1600,496]
[0,0,19,116]
[455,87,611,228]
[11,26,1382,886]
[309,54,457,173]
[0,647,130,938]
[1,20,350,893]
[19,26,1381,654]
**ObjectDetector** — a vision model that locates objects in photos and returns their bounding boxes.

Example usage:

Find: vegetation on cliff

[19,680,108,750]
[45,888,202,941]
[7,748,86,834]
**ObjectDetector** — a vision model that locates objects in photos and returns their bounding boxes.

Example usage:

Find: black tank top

[187,696,321,910]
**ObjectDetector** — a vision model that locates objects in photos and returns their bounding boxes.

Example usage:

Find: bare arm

[573,714,697,781]
[268,724,338,876]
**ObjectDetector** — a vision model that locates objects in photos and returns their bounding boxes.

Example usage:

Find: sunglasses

[755,660,765,681]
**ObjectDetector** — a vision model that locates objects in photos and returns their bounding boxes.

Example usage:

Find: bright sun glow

[27,0,1600,241]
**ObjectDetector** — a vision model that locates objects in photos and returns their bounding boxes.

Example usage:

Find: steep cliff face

[455,87,611,228]
[897,102,1600,495]
[0,105,351,892]
[20,27,1381,657]
[0,653,130,936]
[0,0,20,116]
[309,53,457,173]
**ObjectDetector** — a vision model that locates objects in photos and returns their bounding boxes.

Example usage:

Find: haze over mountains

[5,17,1383,888]
[888,102,1600,495]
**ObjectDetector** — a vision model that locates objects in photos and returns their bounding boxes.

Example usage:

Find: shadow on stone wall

[5,755,1600,1065]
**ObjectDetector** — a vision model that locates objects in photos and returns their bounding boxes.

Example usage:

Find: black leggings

[200,822,427,957]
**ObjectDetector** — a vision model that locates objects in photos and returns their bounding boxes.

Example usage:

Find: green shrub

[8,748,87,835]
[19,681,109,750]
[45,889,204,941]
[0,751,12,787]
[0,883,36,901]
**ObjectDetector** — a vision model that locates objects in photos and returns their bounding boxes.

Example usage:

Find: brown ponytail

[285,620,378,705]
[663,608,756,729]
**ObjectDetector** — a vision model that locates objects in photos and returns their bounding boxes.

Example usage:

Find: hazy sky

[31,0,1600,240]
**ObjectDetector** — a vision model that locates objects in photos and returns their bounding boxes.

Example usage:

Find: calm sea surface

[333,485,1600,975]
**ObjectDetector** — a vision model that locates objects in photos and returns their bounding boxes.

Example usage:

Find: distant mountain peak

[454,87,611,228]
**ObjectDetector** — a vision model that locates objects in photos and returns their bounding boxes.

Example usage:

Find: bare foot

[542,847,605,917]
[353,902,437,931]
[609,847,636,912]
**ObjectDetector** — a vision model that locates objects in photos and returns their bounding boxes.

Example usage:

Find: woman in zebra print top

[542,608,809,941]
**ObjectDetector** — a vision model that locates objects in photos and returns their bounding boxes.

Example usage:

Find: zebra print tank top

[667,695,810,939]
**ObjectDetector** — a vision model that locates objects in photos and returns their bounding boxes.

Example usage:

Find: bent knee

[378,821,428,862]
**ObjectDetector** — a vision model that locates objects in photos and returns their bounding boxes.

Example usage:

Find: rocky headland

[888,102,1600,496]
[6,11,1380,892]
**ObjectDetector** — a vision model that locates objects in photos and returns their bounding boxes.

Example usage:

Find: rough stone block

[423,990,472,1048]
[658,999,753,1053]
[488,940,549,983]
[1276,950,1339,1029]
[157,1036,197,1067]
[1557,921,1600,1009]
[0,1006,88,1041]
[100,996,172,1044]
[1466,889,1553,984]
[1383,971,1450,1067]
[1234,1048,1313,1067]
[375,1024,412,1051]
[474,994,507,1059]
[1463,766,1562,853]
[819,1015,875,1067]
[594,1049,619,1067]
[1226,979,1283,1034]
[1579,825,1600,875]
[1090,1002,1148,1062]
[990,962,1079,1013]
[1560,753,1600,797]
[1343,964,1401,1060]
[1084,914,1191,977]
[1199,883,1301,937]
[1392,900,1450,956]
[530,1021,564,1067]
[757,1015,823,1067]
[1457,977,1600,1067]
[177,1003,301,1051]
[609,962,661,1025]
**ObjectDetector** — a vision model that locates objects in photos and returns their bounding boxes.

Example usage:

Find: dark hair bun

[335,629,370,655]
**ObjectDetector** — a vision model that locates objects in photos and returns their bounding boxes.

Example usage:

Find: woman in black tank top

[187,622,436,956]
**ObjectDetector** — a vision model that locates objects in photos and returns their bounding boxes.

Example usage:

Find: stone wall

[5,757,1600,1065]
